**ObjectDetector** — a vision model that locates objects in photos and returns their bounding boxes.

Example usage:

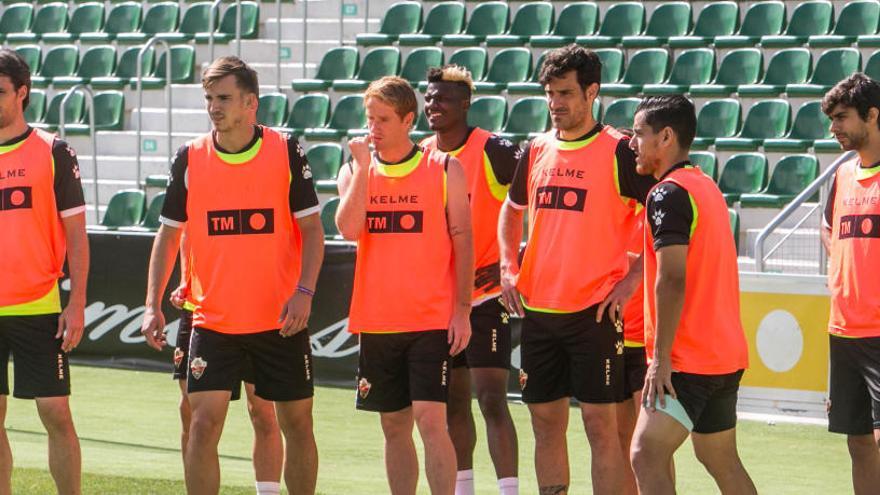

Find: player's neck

[214,124,256,154]
[653,151,691,180]
[558,116,597,141]
[434,123,469,153]
[0,117,28,144]
[377,139,416,164]
[857,135,880,168]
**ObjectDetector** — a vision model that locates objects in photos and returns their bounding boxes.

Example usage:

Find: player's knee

[381,414,412,440]
[630,439,662,476]
[189,411,224,439]
[581,410,616,443]
[249,405,279,435]
[475,389,509,421]
[847,434,880,459]
[36,401,74,435]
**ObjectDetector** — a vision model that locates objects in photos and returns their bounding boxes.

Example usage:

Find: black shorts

[173,311,249,401]
[623,346,648,398]
[356,330,450,413]
[657,370,744,434]
[0,314,70,399]
[519,305,624,404]
[187,326,313,402]
[451,298,511,370]
[828,335,880,435]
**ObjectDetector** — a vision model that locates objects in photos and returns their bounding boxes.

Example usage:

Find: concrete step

[194,38,332,66]
[129,107,212,133]
[66,130,199,158]
[263,17,379,42]
[76,155,170,182]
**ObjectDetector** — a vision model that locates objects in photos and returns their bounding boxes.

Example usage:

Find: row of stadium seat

[359,1,880,50]
[0,1,257,43]
[25,88,125,132]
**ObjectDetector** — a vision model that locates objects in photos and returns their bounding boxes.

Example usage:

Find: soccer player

[497,45,654,494]
[421,65,520,495]
[141,56,324,495]
[0,48,88,495]
[628,95,755,495]
[335,76,473,495]
[820,73,880,495]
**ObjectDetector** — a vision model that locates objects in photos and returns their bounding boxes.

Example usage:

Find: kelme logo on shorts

[518,369,528,391]
[207,208,274,236]
[358,377,371,399]
[366,211,423,233]
[535,185,587,212]
[190,357,207,380]
[839,214,880,239]
[0,186,32,212]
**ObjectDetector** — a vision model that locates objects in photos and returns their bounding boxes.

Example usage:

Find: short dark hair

[538,44,602,91]
[635,95,697,149]
[0,49,31,111]
[201,56,259,97]
[426,65,473,100]
[822,73,880,128]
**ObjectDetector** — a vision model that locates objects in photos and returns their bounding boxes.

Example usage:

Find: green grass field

[5,365,851,494]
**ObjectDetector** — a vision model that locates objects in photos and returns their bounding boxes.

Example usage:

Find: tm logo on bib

[535,186,587,212]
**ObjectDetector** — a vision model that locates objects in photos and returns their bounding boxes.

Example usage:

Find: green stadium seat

[256,93,288,128]
[399,1,464,46]
[332,47,400,92]
[24,89,47,124]
[786,48,861,96]
[410,112,432,141]
[761,1,833,47]
[738,48,812,96]
[31,45,78,87]
[0,3,35,43]
[91,45,154,89]
[52,45,116,87]
[577,2,645,48]
[715,100,791,150]
[596,48,625,84]
[321,197,341,239]
[601,48,668,96]
[508,51,548,95]
[195,1,259,42]
[139,45,196,89]
[291,47,358,92]
[622,2,692,48]
[714,1,785,48]
[143,175,168,189]
[156,2,214,42]
[33,90,84,132]
[603,98,639,130]
[690,49,762,97]
[305,94,365,141]
[498,97,549,142]
[487,2,554,47]
[718,153,768,205]
[15,45,42,74]
[642,48,714,95]
[764,101,833,151]
[79,2,141,43]
[467,96,507,132]
[356,1,422,46]
[864,50,880,80]
[692,99,741,148]
[308,144,344,194]
[140,192,165,230]
[65,90,126,134]
[280,94,330,137]
[6,2,68,43]
[442,2,509,47]
[42,2,104,43]
[530,2,598,48]
[669,1,738,48]
[810,0,879,47]
[418,48,487,93]
[689,151,717,181]
[101,189,146,228]
[740,154,819,207]
[116,1,179,44]
[729,208,740,252]
[400,47,443,84]
[473,48,531,94]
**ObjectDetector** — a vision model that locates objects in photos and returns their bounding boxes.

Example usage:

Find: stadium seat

[692,99,741,148]
[864,50,880,80]
[280,94,330,137]
[140,192,165,230]
[356,1,421,46]
[410,112,432,141]
[508,51,548,95]
[307,144,344,194]
[740,154,819,207]
[603,98,639,130]
[718,153,769,205]
[256,93,288,128]
[91,45,154,89]
[621,1,692,48]
[53,45,116,87]
[738,48,812,96]
[31,45,78,87]
[690,49,762,97]
[291,47,358,92]
[764,101,834,151]
[332,47,400,92]
[498,97,549,142]
[194,1,259,42]
[442,1,509,47]
[65,90,126,134]
[761,1,833,47]
[116,1,179,44]
[715,100,791,150]
[729,208,740,252]
[467,96,507,133]
[139,45,196,88]
[596,48,625,84]
[486,2,554,47]
[79,2,141,43]
[305,94,365,141]
[642,48,714,95]
[398,1,464,46]
[669,1,738,48]
[689,151,717,181]
[786,48,861,96]
[810,0,880,47]
[321,197,341,239]
[399,47,443,84]
[101,189,146,228]
[33,90,84,131]
[15,45,42,74]
[601,48,668,96]
[0,3,35,43]
[714,1,785,48]
[473,48,531,94]
[530,2,598,48]
[24,89,47,124]
[577,2,645,48]
[156,2,214,42]
[6,2,68,43]
[42,2,104,43]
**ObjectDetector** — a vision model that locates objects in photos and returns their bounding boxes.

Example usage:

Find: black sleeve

[287,135,320,217]
[52,138,86,216]
[507,141,530,207]
[647,182,694,250]
[824,175,837,228]
[616,139,657,206]
[159,144,189,225]
[484,135,521,186]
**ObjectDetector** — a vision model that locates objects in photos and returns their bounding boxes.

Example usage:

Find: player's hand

[499,263,524,318]
[141,306,167,351]
[347,135,372,170]
[169,285,188,310]
[448,308,472,356]
[596,272,640,324]
[279,290,312,337]
[643,357,676,412]
[56,301,85,353]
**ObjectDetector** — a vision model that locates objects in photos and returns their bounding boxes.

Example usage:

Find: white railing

[59,85,99,224]
[135,38,173,188]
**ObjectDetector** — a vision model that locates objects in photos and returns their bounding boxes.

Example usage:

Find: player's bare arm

[57,212,89,353]
[446,156,474,356]
[141,224,183,351]
[280,213,324,337]
[497,201,525,318]
[596,252,644,324]
[335,136,372,240]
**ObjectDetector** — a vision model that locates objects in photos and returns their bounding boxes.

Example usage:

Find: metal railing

[135,38,173,189]
[208,0,243,61]
[302,0,309,77]
[753,150,856,273]
[276,0,284,90]
[59,85,99,224]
